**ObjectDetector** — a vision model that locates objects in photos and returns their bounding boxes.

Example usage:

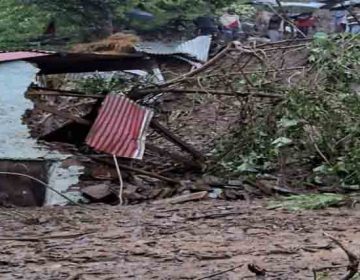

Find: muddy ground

[0,199,359,280]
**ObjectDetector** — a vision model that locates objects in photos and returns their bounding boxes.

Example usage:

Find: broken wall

[0,61,84,206]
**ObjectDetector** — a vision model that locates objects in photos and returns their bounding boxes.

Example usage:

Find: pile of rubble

[0,36,312,207]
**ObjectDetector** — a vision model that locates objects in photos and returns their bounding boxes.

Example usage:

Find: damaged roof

[135,36,212,63]
[0,50,53,62]
[0,50,151,74]
[0,35,212,74]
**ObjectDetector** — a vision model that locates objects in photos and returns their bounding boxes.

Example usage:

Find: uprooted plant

[210,34,360,189]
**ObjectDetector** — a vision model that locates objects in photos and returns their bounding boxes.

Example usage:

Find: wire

[113,155,124,205]
[0,172,79,205]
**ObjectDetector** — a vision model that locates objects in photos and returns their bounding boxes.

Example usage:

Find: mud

[0,200,359,280]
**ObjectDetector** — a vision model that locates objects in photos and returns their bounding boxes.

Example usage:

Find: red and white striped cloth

[86,94,153,159]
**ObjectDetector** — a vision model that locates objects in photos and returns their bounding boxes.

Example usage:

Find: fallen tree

[25,34,360,205]
[132,34,360,195]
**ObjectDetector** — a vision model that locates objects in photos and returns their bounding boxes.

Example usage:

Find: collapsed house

[3,34,342,208]
[0,35,213,207]
[0,50,152,206]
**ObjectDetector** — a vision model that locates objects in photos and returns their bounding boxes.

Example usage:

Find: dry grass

[72,33,140,54]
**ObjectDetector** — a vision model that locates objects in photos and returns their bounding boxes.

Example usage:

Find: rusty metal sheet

[0,50,150,74]
[86,94,153,159]
[0,51,53,63]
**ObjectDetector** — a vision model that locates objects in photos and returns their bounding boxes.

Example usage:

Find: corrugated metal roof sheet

[0,50,54,63]
[135,36,212,62]
[86,94,153,159]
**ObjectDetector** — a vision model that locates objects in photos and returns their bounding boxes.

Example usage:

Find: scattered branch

[150,119,205,161]
[196,264,243,280]
[323,232,359,280]
[91,157,180,185]
[29,86,104,99]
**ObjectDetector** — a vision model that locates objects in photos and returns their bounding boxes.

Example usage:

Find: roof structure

[251,0,325,11]
[0,50,53,63]
[0,35,213,75]
[0,50,151,74]
[135,36,212,63]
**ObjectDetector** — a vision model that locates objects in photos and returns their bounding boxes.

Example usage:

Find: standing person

[255,10,272,36]
[347,7,360,34]
[219,8,242,40]
[313,9,332,34]
[194,15,219,36]
[43,19,56,37]
[267,14,283,42]
[333,10,348,32]
[294,13,316,37]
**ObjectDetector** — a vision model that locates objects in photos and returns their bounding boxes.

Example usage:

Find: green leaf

[268,194,347,211]
[271,137,292,148]
[278,118,299,129]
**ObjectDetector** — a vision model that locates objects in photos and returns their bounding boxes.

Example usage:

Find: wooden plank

[152,191,208,205]
[36,103,91,126]
[91,157,180,185]
[28,86,104,99]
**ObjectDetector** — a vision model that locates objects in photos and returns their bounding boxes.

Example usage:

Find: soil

[2,41,358,279]
[0,199,359,280]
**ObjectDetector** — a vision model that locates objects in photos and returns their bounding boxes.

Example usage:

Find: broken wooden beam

[91,157,180,185]
[131,88,283,99]
[129,44,233,100]
[37,100,201,166]
[29,86,104,99]
[36,103,91,126]
[33,89,205,163]
[152,191,208,205]
[150,119,205,161]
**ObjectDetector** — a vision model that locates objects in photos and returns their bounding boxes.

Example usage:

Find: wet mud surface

[0,200,359,279]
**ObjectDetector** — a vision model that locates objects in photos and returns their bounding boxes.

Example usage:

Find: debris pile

[0,33,359,206]
[72,33,140,54]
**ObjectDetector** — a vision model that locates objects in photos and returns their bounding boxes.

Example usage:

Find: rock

[201,175,226,186]
[81,184,119,204]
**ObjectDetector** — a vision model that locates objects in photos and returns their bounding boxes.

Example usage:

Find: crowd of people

[194,6,360,43]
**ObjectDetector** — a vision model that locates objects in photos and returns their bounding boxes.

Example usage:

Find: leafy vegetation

[75,74,127,95]
[267,193,349,211]
[21,0,239,33]
[0,0,88,49]
[0,0,50,48]
[217,2,256,21]
[1,0,245,48]
[212,34,360,189]
[75,70,158,95]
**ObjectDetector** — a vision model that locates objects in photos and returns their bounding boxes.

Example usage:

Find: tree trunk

[99,4,114,37]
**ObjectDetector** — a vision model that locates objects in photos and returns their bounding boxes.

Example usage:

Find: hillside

[0,0,49,48]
